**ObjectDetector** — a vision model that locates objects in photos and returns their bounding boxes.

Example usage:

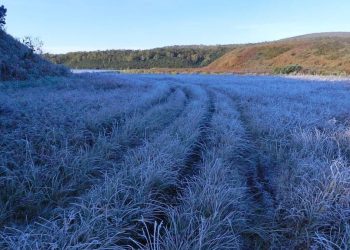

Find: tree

[22,36,44,55]
[0,5,6,29]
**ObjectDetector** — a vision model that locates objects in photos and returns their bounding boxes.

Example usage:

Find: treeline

[46,45,236,69]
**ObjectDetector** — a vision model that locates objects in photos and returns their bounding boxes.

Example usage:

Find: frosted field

[71,69,120,74]
[0,74,349,249]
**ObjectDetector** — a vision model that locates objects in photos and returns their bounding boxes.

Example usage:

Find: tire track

[5,86,187,228]
[87,86,193,249]
[214,89,277,249]
[151,88,215,207]
[90,86,176,139]
[133,87,215,248]
[154,88,215,207]
[234,99,277,210]
[178,90,215,182]
[71,87,189,201]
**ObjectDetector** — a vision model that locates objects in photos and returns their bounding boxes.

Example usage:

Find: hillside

[204,33,350,75]
[46,32,350,76]
[0,30,68,81]
[282,32,350,41]
[46,45,237,70]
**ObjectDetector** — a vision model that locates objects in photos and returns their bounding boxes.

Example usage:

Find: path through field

[1,74,350,249]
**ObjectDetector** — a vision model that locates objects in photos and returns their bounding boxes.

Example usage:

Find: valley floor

[0,74,349,249]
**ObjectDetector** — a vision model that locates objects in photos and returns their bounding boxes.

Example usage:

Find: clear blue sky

[3,0,350,53]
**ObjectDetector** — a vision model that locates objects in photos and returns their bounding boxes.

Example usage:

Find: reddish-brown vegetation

[141,33,350,75]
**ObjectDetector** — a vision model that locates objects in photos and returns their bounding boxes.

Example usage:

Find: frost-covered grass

[214,76,350,249]
[0,74,175,225]
[1,73,350,249]
[159,92,249,249]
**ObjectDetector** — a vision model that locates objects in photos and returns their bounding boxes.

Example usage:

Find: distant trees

[0,5,7,29]
[46,46,236,70]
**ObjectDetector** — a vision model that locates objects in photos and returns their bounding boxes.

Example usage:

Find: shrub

[22,36,44,56]
[274,64,303,75]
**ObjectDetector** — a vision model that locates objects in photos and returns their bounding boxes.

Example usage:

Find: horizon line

[45,31,350,55]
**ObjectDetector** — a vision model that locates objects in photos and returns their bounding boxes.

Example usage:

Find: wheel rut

[178,89,215,182]
[133,87,215,248]
[9,87,188,229]
[100,86,176,138]
[236,104,276,211]
[153,88,216,211]
[215,89,277,249]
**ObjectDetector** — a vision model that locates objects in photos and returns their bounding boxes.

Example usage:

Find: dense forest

[46,45,236,69]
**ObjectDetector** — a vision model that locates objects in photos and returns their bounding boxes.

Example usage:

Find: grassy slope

[204,33,350,75]
[123,33,350,76]
[0,30,68,81]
